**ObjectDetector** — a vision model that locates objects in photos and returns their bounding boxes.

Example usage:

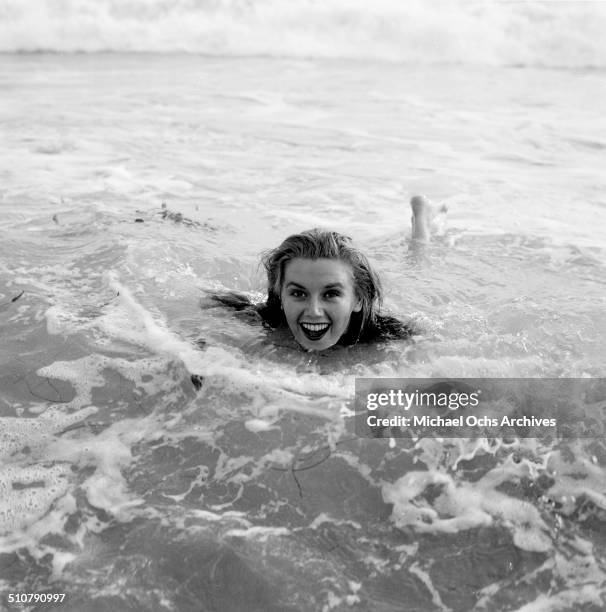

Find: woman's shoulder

[201,291,262,323]
[359,313,414,343]
[205,291,253,311]
[202,291,283,327]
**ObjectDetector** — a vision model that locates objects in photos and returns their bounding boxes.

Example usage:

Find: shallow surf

[1,51,605,611]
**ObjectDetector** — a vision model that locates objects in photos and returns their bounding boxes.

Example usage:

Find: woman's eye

[290,290,305,298]
[325,290,341,299]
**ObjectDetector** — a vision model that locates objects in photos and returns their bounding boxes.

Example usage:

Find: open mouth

[299,322,331,341]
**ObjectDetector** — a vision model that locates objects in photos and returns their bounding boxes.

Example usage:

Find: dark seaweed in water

[0,290,24,312]
[133,203,219,231]
[191,374,204,390]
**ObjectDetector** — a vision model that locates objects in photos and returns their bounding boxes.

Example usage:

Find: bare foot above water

[410,195,448,242]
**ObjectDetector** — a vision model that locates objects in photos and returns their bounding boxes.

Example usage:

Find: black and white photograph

[1,1,605,610]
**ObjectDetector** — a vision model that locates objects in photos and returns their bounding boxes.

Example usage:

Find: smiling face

[280,258,362,351]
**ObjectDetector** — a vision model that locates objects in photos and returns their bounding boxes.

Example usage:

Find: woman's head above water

[261,229,383,351]
[208,198,432,351]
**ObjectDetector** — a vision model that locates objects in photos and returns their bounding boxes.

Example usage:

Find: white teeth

[301,323,330,332]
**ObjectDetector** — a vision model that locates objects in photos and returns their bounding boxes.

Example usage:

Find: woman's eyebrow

[285,281,345,289]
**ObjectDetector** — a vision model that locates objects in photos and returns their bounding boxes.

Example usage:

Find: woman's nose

[305,296,323,317]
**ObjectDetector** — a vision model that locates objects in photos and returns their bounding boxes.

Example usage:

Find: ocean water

[1,2,606,611]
